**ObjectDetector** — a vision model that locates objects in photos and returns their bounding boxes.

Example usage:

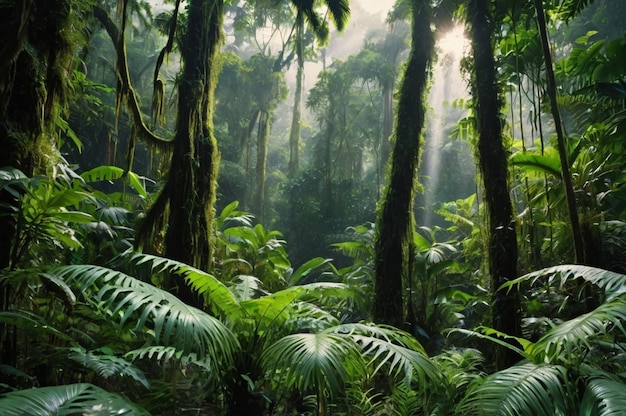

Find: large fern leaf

[115,251,243,318]
[326,323,443,390]
[0,383,150,415]
[529,295,626,362]
[580,375,626,415]
[502,264,626,300]
[50,265,238,367]
[261,332,365,399]
[68,348,149,388]
[458,362,575,415]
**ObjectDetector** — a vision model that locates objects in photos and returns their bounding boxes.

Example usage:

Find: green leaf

[502,264,626,301]
[458,363,574,415]
[50,264,239,368]
[262,332,364,399]
[287,257,335,285]
[55,116,83,152]
[0,310,75,344]
[326,323,442,390]
[0,383,150,415]
[529,295,626,362]
[580,376,626,415]
[80,166,148,198]
[68,348,150,389]
[52,210,95,223]
[510,148,562,177]
[119,251,243,319]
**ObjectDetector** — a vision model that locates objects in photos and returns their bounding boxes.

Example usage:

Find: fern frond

[529,295,626,362]
[502,264,626,300]
[68,348,149,388]
[51,264,238,367]
[458,362,575,415]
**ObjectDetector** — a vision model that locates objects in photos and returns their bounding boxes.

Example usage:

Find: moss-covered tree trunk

[288,12,304,179]
[373,0,434,328]
[467,0,521,369]
[138,0,223,307]
[0,0,76,365]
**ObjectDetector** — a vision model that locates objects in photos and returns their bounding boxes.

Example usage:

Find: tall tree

[533,0,584,263]
[286,0,350,178]
[136,0,224,306]
[467,0,521,368]
[373,0,434,328]
[0,0,84,365]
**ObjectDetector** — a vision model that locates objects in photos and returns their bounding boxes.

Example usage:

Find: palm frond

[68,348,149,388]
[114,251,243,318]
[0,383,150,415]
[502,264,626,300]
[458,362,574,415]
[50,264,238,367]
[557,0,596,21]
[580,375,626,415]
[327,323,443,390]
[262,332,365,399]
[529,295,626,362]
[0,310,75,344]
[325,0,350,31]
[240,282,351,330]
[125,346,212,370]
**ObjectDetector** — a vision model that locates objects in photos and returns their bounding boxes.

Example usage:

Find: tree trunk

[288,12,304,179]
[0,0,75,365]
[373,0,434,328]
[139,0,223,307]
[533,0,585,264]
[254,110,270,223]
[467,0,521,369]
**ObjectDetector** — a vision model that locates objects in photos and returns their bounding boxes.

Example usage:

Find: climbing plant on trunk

[373,0,434,328]
[135,0,224,307]
[466,0,521,369]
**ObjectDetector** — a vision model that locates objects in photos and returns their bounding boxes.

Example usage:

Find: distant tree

[287,0,350,178]
[373,0,435,328]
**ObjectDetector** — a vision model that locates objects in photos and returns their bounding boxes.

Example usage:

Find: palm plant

[454,264,626,415]
[1,242,447,414]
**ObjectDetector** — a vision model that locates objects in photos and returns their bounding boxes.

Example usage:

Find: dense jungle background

[2,0,626,414]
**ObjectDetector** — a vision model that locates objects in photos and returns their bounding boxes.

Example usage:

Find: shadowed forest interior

[2,0,626,414]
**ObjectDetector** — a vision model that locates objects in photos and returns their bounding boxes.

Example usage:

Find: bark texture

[467,0,522,369]
[137,0,223,307]
[373,0,434,328]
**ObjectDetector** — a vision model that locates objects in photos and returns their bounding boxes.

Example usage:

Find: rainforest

[1,0,626,414]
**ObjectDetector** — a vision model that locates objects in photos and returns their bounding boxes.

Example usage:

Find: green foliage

[0,383,150,416]
[453,265,626,415]
[0,164,95,268]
